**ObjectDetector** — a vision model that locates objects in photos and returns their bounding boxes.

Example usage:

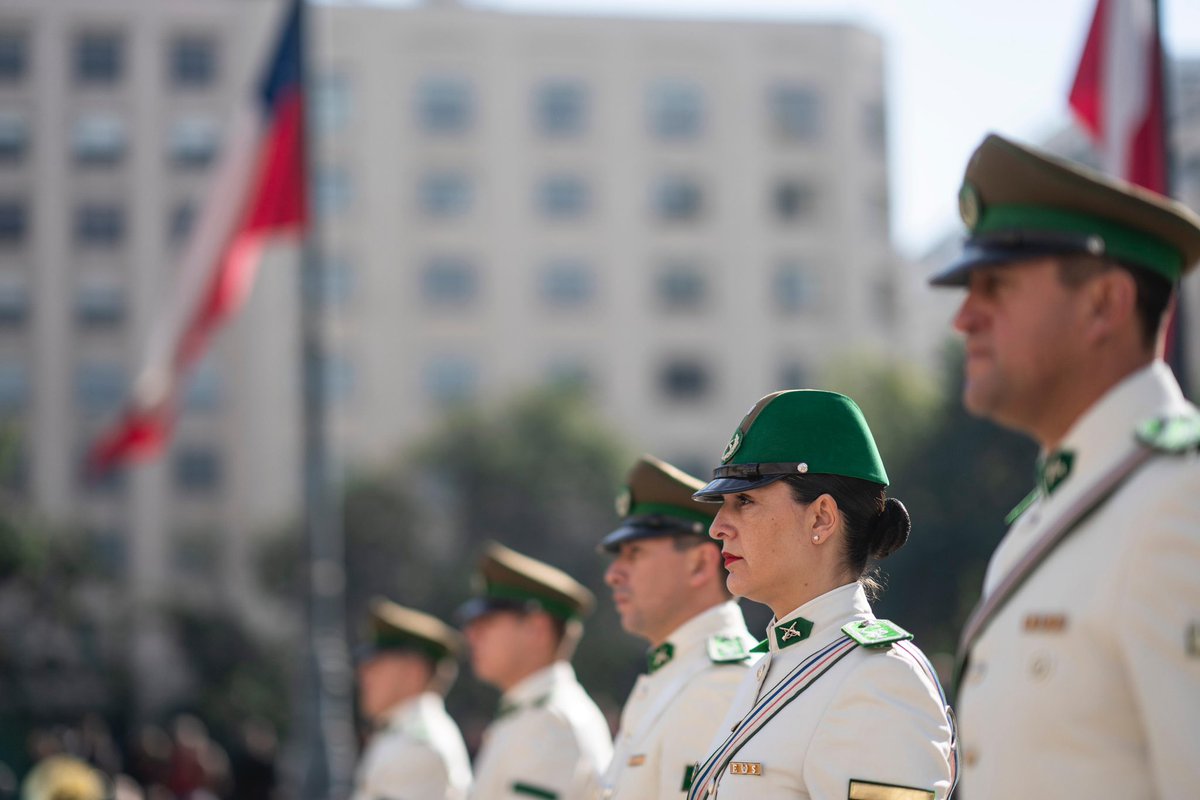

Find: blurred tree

[871,345,1037,672]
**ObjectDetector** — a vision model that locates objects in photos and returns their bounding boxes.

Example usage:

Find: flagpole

[294,0,357,797]
[1153,0,1191,396]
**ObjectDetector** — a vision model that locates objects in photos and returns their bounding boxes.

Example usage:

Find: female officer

[686,389,956,800]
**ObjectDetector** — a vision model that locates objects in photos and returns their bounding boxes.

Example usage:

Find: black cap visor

[693,473,787,502]
[598,517,709,553]
[929,231,1109,287]
[455,595,539,626]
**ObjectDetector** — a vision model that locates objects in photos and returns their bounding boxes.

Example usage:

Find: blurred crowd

[2,714,278,800]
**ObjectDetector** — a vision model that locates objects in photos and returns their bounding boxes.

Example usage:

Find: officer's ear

[806,493,839,541]
[1079,265,1138,347]
[687,541,719,586]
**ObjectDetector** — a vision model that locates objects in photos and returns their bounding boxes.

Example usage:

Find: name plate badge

[728,762,762,776]
[627,754,646,767]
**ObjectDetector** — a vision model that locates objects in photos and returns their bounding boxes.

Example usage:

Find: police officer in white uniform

[688,390,957,800]
[352,598,473,800]
[461,542,613,800]
[599,455,758,799]
[931,133,1200,798]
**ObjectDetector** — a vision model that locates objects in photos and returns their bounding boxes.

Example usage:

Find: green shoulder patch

[842,619,913,649]
[1136,413,1200,454]
[707,634,750,664]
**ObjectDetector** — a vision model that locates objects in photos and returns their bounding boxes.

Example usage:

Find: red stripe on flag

[1069,0,1108,141]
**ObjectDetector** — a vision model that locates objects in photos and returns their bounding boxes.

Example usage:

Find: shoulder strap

[686,635,858,800]
[955,443,1155,685]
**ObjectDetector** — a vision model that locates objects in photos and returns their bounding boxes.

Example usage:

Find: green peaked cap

[694,390,888,501]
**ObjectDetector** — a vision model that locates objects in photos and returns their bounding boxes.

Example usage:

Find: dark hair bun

[868,497,911,560]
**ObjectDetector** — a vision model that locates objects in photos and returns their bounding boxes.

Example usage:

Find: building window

[172,527,220,577]
[75,362,126,414]
[183,356,220,412]
[169,201,196,246]
[169,34,216,88]
[536,80,588,137]
[303,257,355,307]
[659,359,710,401]
[422,256,477,306]
[75,204,125,247]
[87,526,127,578]
[778,361,809,389]
[773,179,817,222]
[173,446,221,492]
[0,363,27,412]
[75,283,125,328]
[418,76,473,135]
[420,171,472,218]
[0,201,28,245]
[314,71,350,137]
[167,117,220,167]
[540,259,594,308]
[316,166,352,216]
[774,259,818,315]
[0,282,29,326]
[656,260,707,312]
[649,79,703,140]
[654,176,704,222]
[0,113,29,162]
[0,31,27,82]
[771,84,822,142]
[72,114,126,166]
[75,32,124,85]
[538,175,590,220]
[424,356,477,404]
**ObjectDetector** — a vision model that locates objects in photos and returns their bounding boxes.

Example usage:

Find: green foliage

[872,344,1038,661]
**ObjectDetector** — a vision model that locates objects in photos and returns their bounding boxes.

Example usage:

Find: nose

[953,290,981,335]
[604,558,623,587]
[710,505,732,541]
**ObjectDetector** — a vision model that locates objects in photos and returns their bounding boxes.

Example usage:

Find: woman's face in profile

[709,480,814,607]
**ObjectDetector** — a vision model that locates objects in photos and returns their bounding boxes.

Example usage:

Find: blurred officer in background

[352,598,472,800]
[461,542,612,800]
[598,455,756,798]
[932,133,1200,798]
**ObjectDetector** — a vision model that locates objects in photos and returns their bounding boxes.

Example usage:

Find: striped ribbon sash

[686,635,858,800]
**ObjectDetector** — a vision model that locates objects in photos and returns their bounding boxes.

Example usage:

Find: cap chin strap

[712,462,809,480]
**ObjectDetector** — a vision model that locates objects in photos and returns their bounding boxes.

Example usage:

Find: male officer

[598,455,756,799]
[461,542,613,800]
[932,133,1200,798]
[352,598,472,800]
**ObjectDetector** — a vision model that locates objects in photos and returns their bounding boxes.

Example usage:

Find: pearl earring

[811,535,820,543]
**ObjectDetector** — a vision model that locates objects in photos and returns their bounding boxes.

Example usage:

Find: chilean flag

[1068,0,1190,386]
[89,1,308,471]
[1068,0,1166,192]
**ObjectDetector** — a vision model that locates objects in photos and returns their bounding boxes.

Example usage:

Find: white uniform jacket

[959,361,1200,799]
[602,601,758,799]
[352,691,473,800]
[471,661,614,800]
[694,583,955,800]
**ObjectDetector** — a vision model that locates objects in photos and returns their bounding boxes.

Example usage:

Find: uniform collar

[647,601,746,673]
[761,583,870,655]
[378,691,440,732]
[501,660,575,709]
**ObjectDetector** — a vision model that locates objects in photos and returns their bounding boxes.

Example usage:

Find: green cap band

[977,203,1184,281]
[486,583,579,621]
[627,501,713,527]
[373,629,450,662]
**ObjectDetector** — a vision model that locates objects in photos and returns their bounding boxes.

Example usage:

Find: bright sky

[455,0,1200,258]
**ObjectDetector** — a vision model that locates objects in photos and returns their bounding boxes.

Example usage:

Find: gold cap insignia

[614,486,632,517]
[959,181,982,231]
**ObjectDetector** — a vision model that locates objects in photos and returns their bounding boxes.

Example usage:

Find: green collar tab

[706,634,750,664]
[1005,488,1039,525]
[772,617,814,649]
[973,202,1185,281]
[1136,412,1200,453]
[843,619,912,648]
[1036,449,1075,496]
[647,641,675,673]
[750,638,769,654]
[486,584,578,621]
[627,501,713,527]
